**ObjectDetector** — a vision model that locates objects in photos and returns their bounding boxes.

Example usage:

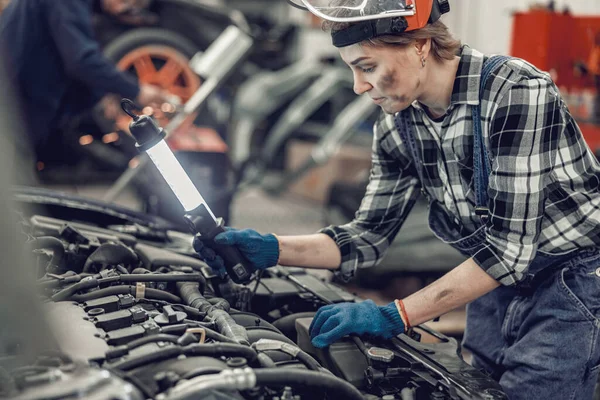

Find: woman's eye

[361,66,375,73]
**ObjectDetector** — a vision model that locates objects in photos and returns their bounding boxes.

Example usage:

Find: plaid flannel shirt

[321,45,600,286]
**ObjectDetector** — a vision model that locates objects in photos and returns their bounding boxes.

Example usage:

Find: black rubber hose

[256,353,277,368]
[115,265,128,274]
[31,237,65,268]
[131,268,151,274]
[121,273,204,282]
[105,334,181,360]
[183,320,237,344]
[253,369,364,400]
[38,273,82,289]
[177,282,248,345]
[178,282,226,312]
[137,300,205,320]
[112,343,259,371]
[97,274,205,283]
[185,343,258,365]
[51,278,99,301]
[209,298,230,312]
[127,334,180,350]
[294,351,321,371]
[110,346,183,371]
[161,324,188,335]
[70,286,182,303]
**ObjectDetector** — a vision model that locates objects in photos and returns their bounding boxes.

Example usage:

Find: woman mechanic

[195,1,600,398]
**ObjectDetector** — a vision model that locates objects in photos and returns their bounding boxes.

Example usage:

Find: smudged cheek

[377,70,396,92]
[377,70,410,103]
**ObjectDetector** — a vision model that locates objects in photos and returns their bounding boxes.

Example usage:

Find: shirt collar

[409,45,485,114]
[449,44,484,106]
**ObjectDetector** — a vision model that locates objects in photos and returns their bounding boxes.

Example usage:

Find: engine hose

[100,274,205,283]
[252,339,321,371]
[112,343,259,371]
[177,282,226,311]
[70,286,182,303]
[53,272,190,301]
[256,353,276,368]
[169,368,364,400]
[294,351,321,371]
[208,298,230,311]
[211,309,250,346]
[127,334,180,350]
[183,320,237,344]
[253,369,364,400]
[110,346,183,371]
[177,282,248,346]
[38,273,82,289]
[51,278,99,301]
[161,324,189,335]
[138,300,205,320]
[185,343,258,365]
[31,237,65,269]
[105,334,181,360]
[131,268,151,274]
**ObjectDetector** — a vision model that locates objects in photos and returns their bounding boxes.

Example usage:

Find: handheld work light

[121,99,253,284]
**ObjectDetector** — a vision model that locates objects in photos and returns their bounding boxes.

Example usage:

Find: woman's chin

[380,100,409,115]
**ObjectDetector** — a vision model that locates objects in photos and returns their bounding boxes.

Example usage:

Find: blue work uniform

[0,0,139,149]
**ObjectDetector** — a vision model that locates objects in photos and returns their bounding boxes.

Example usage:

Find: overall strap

[394,110,425,186]
[394,55,513,212]
[472,55,512,221]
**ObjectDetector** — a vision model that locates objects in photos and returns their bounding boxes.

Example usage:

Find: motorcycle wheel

[104,28,201,103]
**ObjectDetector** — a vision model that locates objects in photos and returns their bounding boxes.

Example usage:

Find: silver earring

[421,56,426,67]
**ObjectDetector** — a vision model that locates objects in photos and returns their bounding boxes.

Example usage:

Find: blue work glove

[193,228,280,278]
[309,300,405,348]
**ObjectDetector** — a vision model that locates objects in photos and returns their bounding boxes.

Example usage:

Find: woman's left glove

[309,300,405,348]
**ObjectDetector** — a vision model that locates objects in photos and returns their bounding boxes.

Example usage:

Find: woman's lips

[372,97,385,104]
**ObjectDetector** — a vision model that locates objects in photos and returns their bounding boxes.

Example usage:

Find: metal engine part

[1,189,508,400]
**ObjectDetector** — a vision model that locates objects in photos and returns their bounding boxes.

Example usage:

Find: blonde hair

[323,19,461,63]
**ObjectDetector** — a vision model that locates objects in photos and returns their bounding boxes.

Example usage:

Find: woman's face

[339,41,425,114]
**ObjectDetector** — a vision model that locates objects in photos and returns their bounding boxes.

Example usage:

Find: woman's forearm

[402,258,500,327]
[277,233,342,270]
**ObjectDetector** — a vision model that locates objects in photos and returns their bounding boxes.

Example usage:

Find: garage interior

[1,1,600,399]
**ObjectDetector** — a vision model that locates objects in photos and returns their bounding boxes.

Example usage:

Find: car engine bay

[1,188,508,400]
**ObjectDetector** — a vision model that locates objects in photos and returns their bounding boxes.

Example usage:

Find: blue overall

[395,56,600,400]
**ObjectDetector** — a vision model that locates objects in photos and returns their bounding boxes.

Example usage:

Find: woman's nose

[353,75,372,95]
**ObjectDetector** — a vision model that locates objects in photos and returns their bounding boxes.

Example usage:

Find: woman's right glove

[309,300,405,348]
[193,228,280,278]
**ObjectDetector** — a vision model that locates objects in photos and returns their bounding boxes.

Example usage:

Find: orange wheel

[117,45,200,103]
[102,28,202,130]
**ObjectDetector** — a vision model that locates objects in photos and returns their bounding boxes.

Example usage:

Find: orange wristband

[394,299,411,330]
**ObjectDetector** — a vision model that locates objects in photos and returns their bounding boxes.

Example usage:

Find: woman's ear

[414,38,431,57]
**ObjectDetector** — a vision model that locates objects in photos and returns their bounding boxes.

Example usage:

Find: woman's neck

[417,56,461,119]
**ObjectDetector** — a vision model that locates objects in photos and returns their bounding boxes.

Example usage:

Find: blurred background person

[0,0,171,160]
